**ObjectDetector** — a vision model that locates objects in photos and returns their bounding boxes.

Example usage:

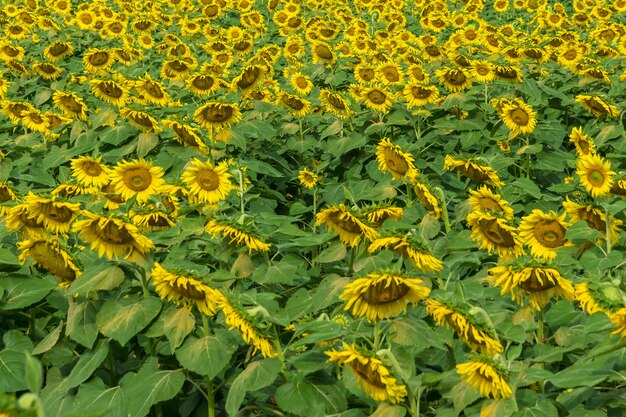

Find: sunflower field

[2,0,626,416]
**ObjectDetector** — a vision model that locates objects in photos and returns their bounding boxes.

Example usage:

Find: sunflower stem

[237,169,245,215]
[312,188,318,234]
[202,314,210,337]
[605,207,612,254]
[373,321,381,351]
[206,377,215,417]
[405,181,413,206]
[434,188,451,234]
[348,246,356,276]
[299,117,304,144]
[537,310,544,344]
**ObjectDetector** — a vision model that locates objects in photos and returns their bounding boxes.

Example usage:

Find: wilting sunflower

[0,181,18,217]
[456,359,512,400]
[611,179,626,197]
[326,343,407,403]
[162,119,208,154]
[412,179,442,219]
[83,48,115,73]
[376,138,418,181]
[232,64,266,93]
[576,154,615,198]
[161,58,196,80]
[493,64,523,83]
[316,204,378,247]
[361,85,395,113]
[43,41,74,61]
[569,126,596,156]
[436,67,473,92]
[402,83,439,108]
[368,233,443,272]
[468,186,514,219]
[23,193,81,234]
[17,237,81,286]
[32,62,63,80]
[563,197,622,242]
[71,155,111,187]
[21,110,48,134]
[72,212,154,261]
[5,202,47,237]
[120,108,161,133]
[467,212,524,258]
[360,204,403,228]
[311,41,336,65]
[278,92,311,117]
[151,263,218,315]
[341,272,430,321]
[500,100,537,136]
[52,182,97,199]
[135,75,171,106]
[205,217,271,253]
[576,282,622,317]
[110,158,165,204]
[518,210,570,261]
[91,79,129,107]
[215,291,276,358]
[194,102,242,132]
[182,159,233,204]
[444,155,504,188]
[130,208,176,232]
[298,168,320,189]
[1,100,34,123]
[319,89,352,119]
[575,95,620,118]
[426,299,503,355]
[489,263,575,310]
[52,91,88,120]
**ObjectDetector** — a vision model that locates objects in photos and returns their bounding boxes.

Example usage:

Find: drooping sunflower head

[576,281,624,317]
[435,67,473,93]
[311,41,336,65]
[205,217,271,253]
[316,204,378,247]
[368,232,443,272]
[22,193,82,235]
[326,343,407,403]
[412,179,442,219]
[17,237,81,286]
[120,108,161,133]
[110,158,165,204]
[319,89,352,119]
[376,137,418,181]
[151,263,219,315]
[444,155,504,188]
[181,159,233,204]
[83,48,115,73]
[576,154,615,198]
[130,207,176,232]
[232,64,266,93]
[575,94,620,118]
[456,358,512,400]
[359,203,403,227]
[569,126,596,156]
[52,91,88,120]
[43,41,74,61]
[278,92,312,117]
[467,186,514,219]
[562,197,622,242]
[0,181,18,217]
[162,119,208,154]
[90,79,128,107]
[467,211,524,258]
[193,101,242,131]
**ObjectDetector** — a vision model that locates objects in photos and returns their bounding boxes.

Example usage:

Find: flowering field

[1,0,626,416]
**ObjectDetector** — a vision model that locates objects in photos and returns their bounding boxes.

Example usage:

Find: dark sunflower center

[3,46,20,57]
[59,95,83,112]
[168,60,189,72]
[477,197,502,213]
[359,69,376,82]
[495,67,517,79]
[237,67,261,89]
[40,202,74,222]
[202,105,233,123]
[509,108,529,126]
[143,81,164,98]
[295,77,309,89]
[79,14,92,24]
[122,168,152,191]
[82,161,103,176]
[367,90,386,105]
[233,40,251,51]
[204,5,219,17]
[19,211,44,227]
[39,63,58,74]
[109,22,123,33]
[481,219,516,247]
[281,95,305,111]
[98,82,123,98]
[533,220,566,248]
[9,26,23,34]
[314,44,333,60]
[518,269,557,292]
[28,112,44,124]
[172,124,198,145]
[564,50,577,60]
[476,66,490,76]
[362,278,410,305]
[588,169,605,186]
[583,98,608,114]
[89,51,110,66]
[350,361,386,388]
[192,75,214,90]
[326,94,346,110]
[0,188,13,203]
[425,45,441,56]
[96,221,135,244]
[446,70,467,85]
[49,43,69,56]
[172,278,206,300]
[411,87,432,99]
[196,169,220,191]
[29,242,77,281]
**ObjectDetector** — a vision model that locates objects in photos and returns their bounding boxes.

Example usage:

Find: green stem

[537,310,544,344]
[373,321,381,351]
[348,246,356,276]
[238,170,245,215]
[107,349,117,386]
[605,207,612,254]
[406,181,413,206]
[434,188,451,233]
[207,378,215,417]
[299,117,304,144]
[312,189,317,234]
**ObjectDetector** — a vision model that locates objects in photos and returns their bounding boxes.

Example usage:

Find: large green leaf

[225,359,281,416]
[0,349,29,392]
[175,331,237,378]
[96,297,162,345]
[0,276,56,310]
[67,300,100,348]
[32,321,64,355]
[63,341,110,390]
[74,378,127,417]
[162,307,196,350]
[69,266,126,295]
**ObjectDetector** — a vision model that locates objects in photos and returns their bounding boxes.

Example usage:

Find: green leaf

[0,247,20,271]
[0,276,56,310]
[390,318,446,351]
[68,265,126,295]
[310,274,351,311]
[320,120,344,139]
[370,403,407,417]
[74,378,127,417]
[137,132,158,157]
[565,221,602,243]
[276,381,325,417]
[225,359,281,416]
[326,131,367,157]
[67,300,100,348]
[510,178,542,199]
[96,297,162,346]
[24,353,43,394]
[63,341,110,390]
[32,321,63,355]
[101,125,135,146]
[162,307,196,350]
[252,261,299,285]
[549,362,614,388]
[120,358,185,417]
[512,402,558,417]
[314,242,347,263]
[175,332,237,378]
[0,349,28,392]
[449,381,480,413]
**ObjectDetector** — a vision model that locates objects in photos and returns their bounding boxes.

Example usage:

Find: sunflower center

[59,95,83,112]
[196,169,220,191]
[144,81,164,98]
[411,87,432,99]
[384,150,409,175]
[96,221,135,244]
[481,219,515,247]
[19,211,44,228]
[476,66,490,76]
[281,95,305,111]
[9,26,23,35]
[172,278,208,300]
[39,63,58,74]
[295,77,309,89]
[588,169,605,186]
[237,67,262,89]
[446,70,467,85]
[495,67,517,79]
[367,90,386,105]
[477,197,503,213]
[580,210,605,231]
[168,60,189,72]
[202,105,233,122]
[509,108,529,126]
[98,82,123,98]
[129,113,154,128]
[123,168,152,191]
[89,51,110,66]
[173,124,198,145]
[3,46,20,57]
[109,23,124,34]
[0,188,13,203]
[361,279,410,305]
[40,202,74,222]
[358,68,376,82]
[233,40,251,51]
[425,45,441,56]
[350,361,386,388]
[82,161,103,176]
[192,75,214,90]
[49,43,69,56]
[533,220,566,248]
[314,44,333,60]
[326,94,347,110]
[518,269,557,292]
[29,242,77,281]
[382,67,400,82]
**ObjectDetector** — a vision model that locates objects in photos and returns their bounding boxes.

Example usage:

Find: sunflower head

[456,358,512,400]
[376,138,418,181]
[576,154,615,198]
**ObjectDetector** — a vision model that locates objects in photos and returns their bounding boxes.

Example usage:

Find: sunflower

[182,159,233,204]
[72,212,154,261]
[216,292,276,358]
[110,158,165,204]
[162,119,208,154]
[33,62,63,80]
[187,73,221,97]
[82,48,114,73]
[43,41,74,62]
[376,138,418,181]
[467,186,514,219]
[21,110,49,134]
[576,282,622,317]
[151,263,218,315]
[205,217,271,253]
[467,212,524,258]
[298,168,320,189]
[402,83,439,108]
[489,263,575,310]
[194,102,242,132]
[494,65,523,83]
[5,203,47,237]
[518,210,569,261]
[563,197,621,242]
[493,0,509,12]
[576,154,615,198]
[444,155,504,188]
[426,299,503,355]
[326,343,407,403]
[500,101,537,135]
[360,204,403,227]
[52,91,88,120]
[278,92,311,117]
[412,179,442,219]
[0,181,18,217]
[161,58,195,80]
[575,95,620,118]
[90,79,129,107]
[316,204,378,247]
[120,108,161,133]
[1,100,34,124]
[611,308,626,338]
[611,179,626,197]
[569,126,596,156]
[361,85,394,113]
[0,73,9,98]
[311,41,336,65]
[17,237,81,286]
[23,193,81,234]
[100,183,126,210]
[368,234,443,272]
[51,182,97,198]
[130,207,176,231]
[232,64,266,93]
[436,67,472,93]
[289,72,313,95]
[319,89,352,119]
[456,359,512,400]
[377,61,404,86]
[341,272,430,321]
[70,156,111,188]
